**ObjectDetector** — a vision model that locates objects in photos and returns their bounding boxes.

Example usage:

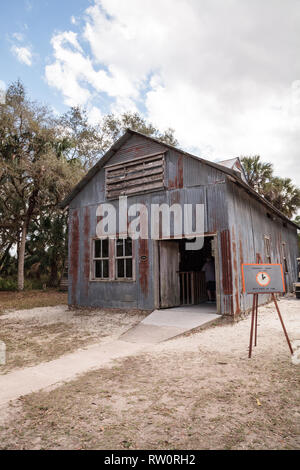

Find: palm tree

[241,155,273,193]
[294,215,300,252]
[263,177,300,219]
[241,156,300,218]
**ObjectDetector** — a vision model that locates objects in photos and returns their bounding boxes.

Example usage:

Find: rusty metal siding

[67,134,232,312]
[70,168,105,209]
[67,132,298,316]
[68,208,80,306]
[184,156,226,187]
[227,180,299,316]
[206,183,228,233]
[70,194,156,310]
[167,150,184,189]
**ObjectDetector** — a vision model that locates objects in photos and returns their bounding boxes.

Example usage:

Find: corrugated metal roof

[218,157,248,183]
[60,129,299,229]
[218,157,239,168]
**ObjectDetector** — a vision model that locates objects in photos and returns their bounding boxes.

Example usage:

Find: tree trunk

[17,188,39,291]
[49,258,58,287]
[17,223,27,291]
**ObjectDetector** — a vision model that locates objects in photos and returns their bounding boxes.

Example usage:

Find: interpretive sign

[242,263,285,294]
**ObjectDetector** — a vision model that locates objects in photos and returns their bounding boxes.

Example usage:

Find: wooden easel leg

[254,294,258,347]
[272,294,293,355]
[249,295,256,358]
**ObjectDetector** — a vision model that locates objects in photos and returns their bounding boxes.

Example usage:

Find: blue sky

[0,0,89,113]
[0,0,300,187]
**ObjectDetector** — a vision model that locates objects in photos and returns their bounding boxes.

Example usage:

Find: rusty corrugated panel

[184,155,226,187]
[231,226,241,316]
[168,152,184,189]
[223,295,234,315]
[83,206,90,297]
[239,238,244,266]
[220,229,233,295]
[69,209,79,305]
[177,155,184,188]
[206,184,228,233]
[139,238,149,296]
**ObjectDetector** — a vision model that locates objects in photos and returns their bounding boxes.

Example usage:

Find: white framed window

[116,238,133,279]
[92,238,109,279]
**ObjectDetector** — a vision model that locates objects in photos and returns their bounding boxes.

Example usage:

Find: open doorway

[158,236,218,311]
[178,236,216,306]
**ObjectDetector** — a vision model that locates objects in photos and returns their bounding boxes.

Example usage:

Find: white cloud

[12,32,24,42]
[0,80,6,104]
[11,45,32,66]
[88,106,102,124]
[45,0,300,185]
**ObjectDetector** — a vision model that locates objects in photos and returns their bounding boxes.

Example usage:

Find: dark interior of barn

[178,236,215,305]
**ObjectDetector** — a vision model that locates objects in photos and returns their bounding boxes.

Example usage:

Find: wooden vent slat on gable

[105,153,165,199]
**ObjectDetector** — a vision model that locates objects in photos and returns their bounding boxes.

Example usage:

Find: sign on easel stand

[242,260,293,358]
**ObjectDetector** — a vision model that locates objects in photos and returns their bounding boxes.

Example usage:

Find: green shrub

[0,277,17,291]
[0,277,45,291]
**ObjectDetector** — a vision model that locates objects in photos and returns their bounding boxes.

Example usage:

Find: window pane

[102,239,109,258]
[125,238,132,256]
[95,260,102,278]
[94,240,101,258]
[117,259,124,278]
[117,239,124,257]
[103,260,109,278]
[126,258,132,278]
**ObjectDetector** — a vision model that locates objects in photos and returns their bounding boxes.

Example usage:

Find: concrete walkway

[121,304,221,343]
[0,340,146,406]
[0,304,220,406]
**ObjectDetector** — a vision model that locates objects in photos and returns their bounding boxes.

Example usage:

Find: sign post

[242,258,293,358]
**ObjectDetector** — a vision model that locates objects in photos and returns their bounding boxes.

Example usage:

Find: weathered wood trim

[105,153,166,199]
[104,151,167,169]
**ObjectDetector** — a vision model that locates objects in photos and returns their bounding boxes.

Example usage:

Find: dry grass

[0,290,67,314]
[0,346,299,450]
[0,298,299,450]
[0,306,147,374]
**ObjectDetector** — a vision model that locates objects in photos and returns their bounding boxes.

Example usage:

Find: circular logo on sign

[256,271,271,287]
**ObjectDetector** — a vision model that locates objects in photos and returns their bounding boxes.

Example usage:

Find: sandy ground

[0,290,67,314]
[0,305,147,374]
[0,297,299,449]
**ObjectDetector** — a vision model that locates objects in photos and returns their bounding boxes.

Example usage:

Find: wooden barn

[60,130,299,318]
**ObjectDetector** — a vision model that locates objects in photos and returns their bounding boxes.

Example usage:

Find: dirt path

[0,340,147,405]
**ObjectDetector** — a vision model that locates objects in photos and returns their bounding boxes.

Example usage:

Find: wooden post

[253,253,262,349]
[254,294,258,347]
[248,294,256,358]
[271,294,293,355]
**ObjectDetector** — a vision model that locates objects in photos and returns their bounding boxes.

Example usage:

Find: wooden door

[159,241,180,308]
